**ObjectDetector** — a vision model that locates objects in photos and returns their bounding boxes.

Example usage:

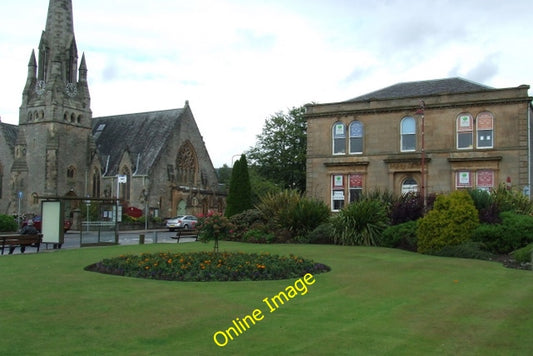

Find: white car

[166,215,197,231]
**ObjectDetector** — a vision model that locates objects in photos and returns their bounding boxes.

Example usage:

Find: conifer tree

[225,154,252,217]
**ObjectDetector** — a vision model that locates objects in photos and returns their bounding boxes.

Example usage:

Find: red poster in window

[477,113,493,130]
[350,174,363,187]
[477,170,494,188]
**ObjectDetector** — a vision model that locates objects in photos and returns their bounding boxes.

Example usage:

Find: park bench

[0,234,43,255]
[170,229,198,243]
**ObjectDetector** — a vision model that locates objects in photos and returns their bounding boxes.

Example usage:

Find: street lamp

[415,100,426,210]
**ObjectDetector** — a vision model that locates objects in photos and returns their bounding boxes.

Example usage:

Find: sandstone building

[305,78,532,210]
[0,0,224,221]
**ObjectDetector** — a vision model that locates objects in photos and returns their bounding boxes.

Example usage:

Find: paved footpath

[2,229,198,255]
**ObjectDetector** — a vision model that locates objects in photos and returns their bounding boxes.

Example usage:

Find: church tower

[12,0,92,214]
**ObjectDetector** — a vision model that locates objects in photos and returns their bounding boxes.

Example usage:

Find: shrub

[288,198,330,240]
[472,211,533,254]
[256,190,330,241]
[511,243,533,264]
[492,183,533,215]
[380,220,418,251]
[434,240,493,261]
[331,199,389,246]
[467,189,500,224]
[389,193,424,225]
[303,222,335,244]
[196,212,235,251]
[0,214,18,232]
[229,209,266,240]
[242,228,275,244]
[417,190,479,254]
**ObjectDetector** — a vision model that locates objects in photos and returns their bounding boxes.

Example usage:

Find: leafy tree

[247,106,307,192]
[216,164,232,190]
[225,154,252,217]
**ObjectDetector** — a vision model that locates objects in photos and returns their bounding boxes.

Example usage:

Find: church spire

[38,0,77,84]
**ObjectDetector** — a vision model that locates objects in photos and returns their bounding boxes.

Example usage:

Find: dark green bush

[228,209,266,240]
[304,223,335,244]
[467,189,500,224]
[434,240,493,261]
[380,220,417,251]
[242,228,275,244]
[0,214,18,232]
[511,243,533,263]
[332,199,389,246]
[417,191,479,254]
[256,190,330,241]
[472,212,533,254]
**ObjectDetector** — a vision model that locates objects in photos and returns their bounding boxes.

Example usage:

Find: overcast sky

[1,0,532,167]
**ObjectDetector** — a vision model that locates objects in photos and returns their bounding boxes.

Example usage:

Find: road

[2,229,198,255]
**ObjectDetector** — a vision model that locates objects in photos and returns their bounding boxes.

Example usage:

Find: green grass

[1,242,532,355]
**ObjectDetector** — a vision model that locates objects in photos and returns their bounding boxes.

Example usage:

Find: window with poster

[349,174,363,202]
[331,174,345,211]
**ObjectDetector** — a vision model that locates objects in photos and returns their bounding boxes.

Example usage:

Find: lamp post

[415,100,426,210]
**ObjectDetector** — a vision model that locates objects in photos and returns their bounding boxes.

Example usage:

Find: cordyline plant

[196,211,234,252]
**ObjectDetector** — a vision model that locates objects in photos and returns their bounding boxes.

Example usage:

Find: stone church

[0,0,224,222]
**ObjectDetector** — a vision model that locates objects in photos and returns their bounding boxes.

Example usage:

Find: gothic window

[92,168,101,197]
[67,166,76,179]
[176,141,198,186]
[71,113,75,123]
[332,122,346,155]
[64,112,68,121]
[400,117,416,152]
[121,166,131,201]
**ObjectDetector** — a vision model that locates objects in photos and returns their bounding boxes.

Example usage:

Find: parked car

[23,216,72,233]
[166,215,197,231]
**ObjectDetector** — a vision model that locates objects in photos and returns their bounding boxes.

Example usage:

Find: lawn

[1,241,532,355]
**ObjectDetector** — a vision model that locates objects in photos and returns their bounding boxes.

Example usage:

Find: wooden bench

[0,234,43,255]
[170,229,198,243]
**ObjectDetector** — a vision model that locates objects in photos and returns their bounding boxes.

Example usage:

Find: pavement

[1,229,198,256]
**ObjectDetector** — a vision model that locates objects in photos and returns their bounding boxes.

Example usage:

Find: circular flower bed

[85,251,331,282]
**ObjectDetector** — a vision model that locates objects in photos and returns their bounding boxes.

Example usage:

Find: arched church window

[176,141,198,186]
[120,166,131,201]
[40,110,44,119]
[67,166,76,179]
[77,115,82,124]
[64,112,68,121]
[70,113,75,123]
[92,168,101,197]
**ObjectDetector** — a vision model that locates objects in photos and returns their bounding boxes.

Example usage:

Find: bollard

[139,234,145,244]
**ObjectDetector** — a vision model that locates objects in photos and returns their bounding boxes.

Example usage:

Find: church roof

[0,122,19,154]
[92,108,185,176]
[346,77,493,102]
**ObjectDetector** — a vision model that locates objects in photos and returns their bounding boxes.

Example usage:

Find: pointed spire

[79,52,87,82]
[28,50,37,68]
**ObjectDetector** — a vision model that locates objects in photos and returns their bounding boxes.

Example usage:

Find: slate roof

[346,78,493,102]
[92,108,185,176]
[0,122,19,154]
